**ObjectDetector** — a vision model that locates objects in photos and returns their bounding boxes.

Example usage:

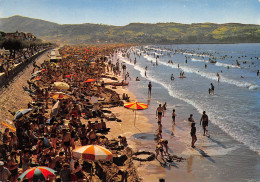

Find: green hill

[1,15,260,44]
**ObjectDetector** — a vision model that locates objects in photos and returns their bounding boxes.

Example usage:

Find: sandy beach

[0,44,259,182]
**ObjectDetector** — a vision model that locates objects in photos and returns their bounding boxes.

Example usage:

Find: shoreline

[114,47,260,182]
[1,45,259,182]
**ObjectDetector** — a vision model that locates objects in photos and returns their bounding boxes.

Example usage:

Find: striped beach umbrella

[124,102,148,125]
[18,166,56,182]
[72,145,113,161]
[124,102,148,110]
[1,120,16,132]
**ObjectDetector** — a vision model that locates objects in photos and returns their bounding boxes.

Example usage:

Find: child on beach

[190,122,197,148]
[172,109,176,125]
[188,114,194,123]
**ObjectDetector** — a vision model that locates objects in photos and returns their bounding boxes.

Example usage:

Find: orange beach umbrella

[72,145,113,161]
[84,79,96,83]
[1,120,16,132]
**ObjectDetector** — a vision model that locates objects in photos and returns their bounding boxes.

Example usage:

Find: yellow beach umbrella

[124,102,148,125]
[50,92,71,100]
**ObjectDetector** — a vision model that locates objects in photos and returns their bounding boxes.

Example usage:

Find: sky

[0,0,260,26]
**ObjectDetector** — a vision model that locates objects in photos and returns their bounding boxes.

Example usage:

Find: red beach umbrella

[18,166,56,182]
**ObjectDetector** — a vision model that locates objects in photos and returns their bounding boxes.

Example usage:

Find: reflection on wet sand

[187,155,194,173]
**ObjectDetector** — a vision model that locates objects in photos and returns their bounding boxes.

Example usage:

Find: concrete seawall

[0,48,52,89]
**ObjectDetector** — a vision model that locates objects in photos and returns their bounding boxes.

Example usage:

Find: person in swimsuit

[190,122,197,148]
[62,130,71,159]
[155,142,163,159]
[148,81,152,96]
[50,122,58,151]
[156,104,164,122]
[88,129,97,145]
[7,151,18,182]
[200,111,209,136]
[172,109,176,125]
[68,123,76,149]
[188,114,194,123]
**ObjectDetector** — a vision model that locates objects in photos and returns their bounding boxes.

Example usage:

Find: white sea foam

[143,55,259,90]
[117,52,260,155]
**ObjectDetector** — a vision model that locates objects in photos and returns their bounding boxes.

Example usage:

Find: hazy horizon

[0,0,260,26]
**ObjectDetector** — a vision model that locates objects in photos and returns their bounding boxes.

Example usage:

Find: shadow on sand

[208,137,227,149]
[195,148,216,163]
[132,133,156,141]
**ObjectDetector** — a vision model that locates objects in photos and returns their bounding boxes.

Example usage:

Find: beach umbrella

[72,145,113,161]
[124,102,148,110]
[84,79,96,83]
[124,102,148,125]
[18,166,56,182]
[14,108,32,120]
[1,120,16,132]
[50,92,71,100]
[54,82,70,90]
[31,76,41,81]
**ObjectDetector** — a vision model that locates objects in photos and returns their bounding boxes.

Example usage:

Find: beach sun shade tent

[54,82,70,90]
[14,108,32,120]
[1,120,16,132]
[124,102,148,125]
[72,145,113,161]
[18,166,56,182]
[50,92,71,100]
[84,79,96,83]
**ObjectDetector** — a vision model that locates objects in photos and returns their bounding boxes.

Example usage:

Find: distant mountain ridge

[1,15,260,44]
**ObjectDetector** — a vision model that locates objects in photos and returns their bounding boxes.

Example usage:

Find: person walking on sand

[172,109,176,125]
[216,72,220,83]
[190,122,197,148]
[156,104,164,122]
[200,111,209,136]
[148,81,152,96]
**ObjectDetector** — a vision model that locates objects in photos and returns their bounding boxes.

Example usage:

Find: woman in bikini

[50,122,59,151]
[62,130,71,159]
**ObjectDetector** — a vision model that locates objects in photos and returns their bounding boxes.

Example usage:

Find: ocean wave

[143,55,259,90]
[118,52,260,155]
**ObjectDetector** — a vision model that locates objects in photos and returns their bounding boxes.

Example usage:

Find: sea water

[112,43,260,181]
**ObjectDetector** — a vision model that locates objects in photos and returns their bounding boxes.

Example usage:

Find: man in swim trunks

[200,111,209,136]
[148,81,152,96]
[156,104,164,122]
